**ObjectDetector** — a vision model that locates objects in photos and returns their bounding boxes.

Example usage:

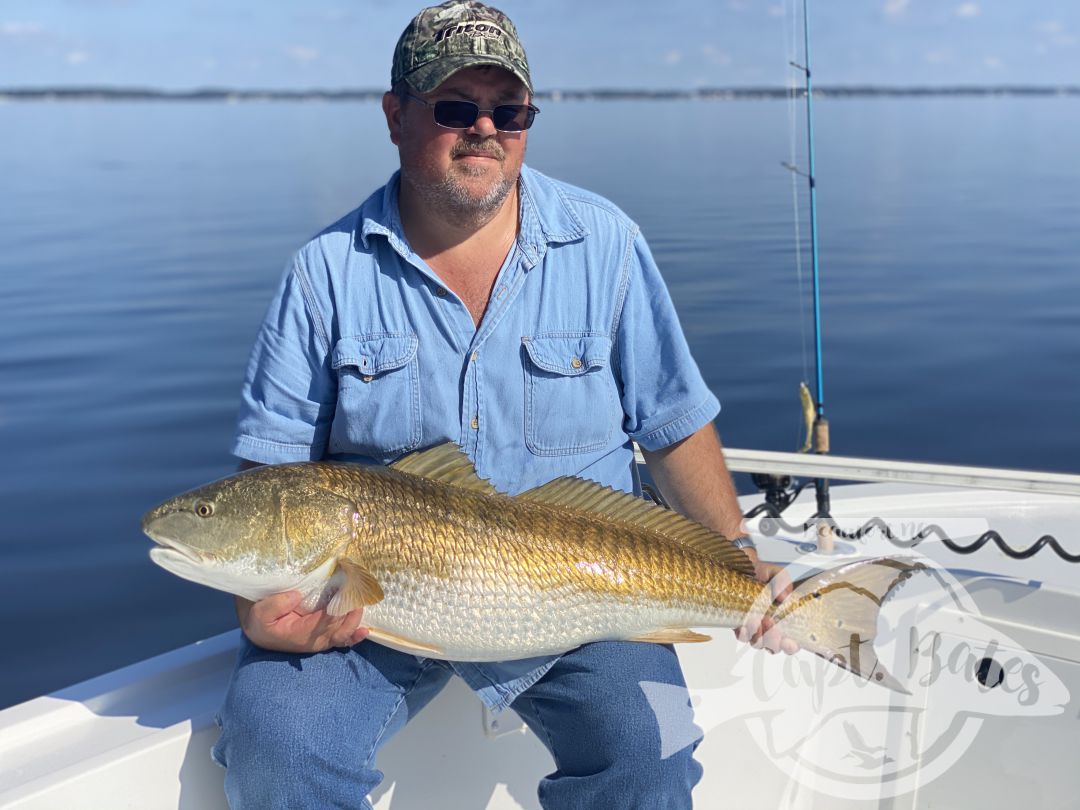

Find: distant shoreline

[2,85,1078,102]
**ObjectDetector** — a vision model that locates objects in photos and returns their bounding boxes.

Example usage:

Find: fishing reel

[751,472,792,506]
[750,472,796,534]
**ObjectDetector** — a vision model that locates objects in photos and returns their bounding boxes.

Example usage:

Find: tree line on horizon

[2,85,1077,101]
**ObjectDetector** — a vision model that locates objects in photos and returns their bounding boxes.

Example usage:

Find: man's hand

[236,592,369,654]
[640,427,801,657]
[734,548,800,656]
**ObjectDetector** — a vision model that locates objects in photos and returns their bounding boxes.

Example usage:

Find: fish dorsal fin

[327,559,384,616]
[390,442,497,495]
[519,477,755,578]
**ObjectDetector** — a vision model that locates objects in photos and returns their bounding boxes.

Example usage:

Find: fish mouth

[144,528,205,564]
[141,511,206,564]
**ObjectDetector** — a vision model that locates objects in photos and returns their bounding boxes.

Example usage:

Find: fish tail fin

[767,557,925,693]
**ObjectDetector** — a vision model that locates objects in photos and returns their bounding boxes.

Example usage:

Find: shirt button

[470,351,479,363]
[470,416,479,430]
[436,287,447,297]
[362,375,374,383]
[570,357,583,369]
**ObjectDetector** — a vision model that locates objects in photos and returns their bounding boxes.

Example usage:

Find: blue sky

[2,0,1077,89]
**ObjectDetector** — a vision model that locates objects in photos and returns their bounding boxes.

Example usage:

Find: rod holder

[816,517,835,554]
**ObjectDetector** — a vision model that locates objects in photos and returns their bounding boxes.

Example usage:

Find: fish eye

[195,501,215,518]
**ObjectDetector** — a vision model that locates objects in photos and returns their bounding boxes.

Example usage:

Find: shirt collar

[517,164,588,249]
[357,165,588,256]
[357,171,409,255]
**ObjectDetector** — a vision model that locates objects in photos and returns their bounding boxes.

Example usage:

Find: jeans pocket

[522,333,616,456]
[332,333,421,461]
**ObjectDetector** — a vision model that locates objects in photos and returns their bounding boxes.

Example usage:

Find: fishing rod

[742,0,1079,564]
[782,0,833,550]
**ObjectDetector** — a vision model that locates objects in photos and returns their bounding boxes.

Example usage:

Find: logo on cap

[434,22,506,43]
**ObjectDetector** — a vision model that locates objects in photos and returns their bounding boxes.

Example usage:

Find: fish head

[142,464,357,601]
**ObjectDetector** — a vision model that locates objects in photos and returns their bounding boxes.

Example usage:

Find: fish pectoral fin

[365,627,445,657]
[630,628,713,644]
[326,559,384,616]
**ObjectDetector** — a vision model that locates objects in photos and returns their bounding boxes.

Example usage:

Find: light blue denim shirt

[232,164,720,710]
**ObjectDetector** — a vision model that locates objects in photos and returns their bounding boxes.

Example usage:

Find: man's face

[384,65,529,221]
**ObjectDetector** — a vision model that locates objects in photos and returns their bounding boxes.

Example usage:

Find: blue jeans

[212,638,702,809]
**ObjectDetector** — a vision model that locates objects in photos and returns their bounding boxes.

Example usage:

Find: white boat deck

[2,474,1078,809]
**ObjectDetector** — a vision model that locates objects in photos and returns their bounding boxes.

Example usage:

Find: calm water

[1,98,1078,708]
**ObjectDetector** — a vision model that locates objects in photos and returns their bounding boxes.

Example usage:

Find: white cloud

[663,49,683,65]
[884,0,910,18]
[702,44,732,66]
[1,21,43,36]
[767,5,785,18]
[1035,20,1076,47]
[983,56,1002,69]
[65,50,90,65]
[955,3,980,18]
[728,0,748,11]
[924,49,951,64]
[285,46,319,64]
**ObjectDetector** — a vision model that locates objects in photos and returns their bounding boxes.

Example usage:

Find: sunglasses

[404,93,539,132]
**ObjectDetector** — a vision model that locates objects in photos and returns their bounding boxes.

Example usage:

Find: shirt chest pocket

[332,334,421,461]
[522,333,617,456]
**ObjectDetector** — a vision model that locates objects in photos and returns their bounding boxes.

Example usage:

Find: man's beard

[406,137,518,227]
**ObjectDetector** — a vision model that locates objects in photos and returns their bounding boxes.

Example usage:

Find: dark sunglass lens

[433,100,479,129]
[492,104,534,132]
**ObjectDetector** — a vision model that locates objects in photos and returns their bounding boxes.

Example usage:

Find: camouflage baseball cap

[391,1,533,95]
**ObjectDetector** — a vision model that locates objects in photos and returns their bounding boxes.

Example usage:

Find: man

[212,3,795,808]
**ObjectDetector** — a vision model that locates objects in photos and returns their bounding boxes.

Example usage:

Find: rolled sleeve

[232,260,336,463]
[616,231,720,451]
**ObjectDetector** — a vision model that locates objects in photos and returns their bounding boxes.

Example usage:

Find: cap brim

[403,54,533,95]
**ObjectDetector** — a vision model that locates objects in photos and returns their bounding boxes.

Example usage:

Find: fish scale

[143,443,924,690]
[307,462,763,660]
